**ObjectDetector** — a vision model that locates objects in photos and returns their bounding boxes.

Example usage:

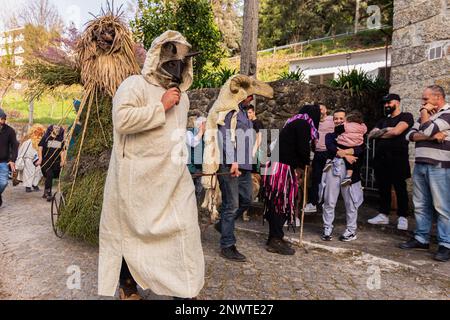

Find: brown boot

[119,288,142,300]
[119,279,142,300]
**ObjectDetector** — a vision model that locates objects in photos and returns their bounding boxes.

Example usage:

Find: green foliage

[57,169,107,245]
[132,0,224,81]
[278,68,306,81]
[329,68,388,96]
[21,61,81,100]
[191,67,237,89]
[259,0,393,49]
[2,89,79,125]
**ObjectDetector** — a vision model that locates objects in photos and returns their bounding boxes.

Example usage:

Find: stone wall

[390,0,450,115]
[188,79,383,129]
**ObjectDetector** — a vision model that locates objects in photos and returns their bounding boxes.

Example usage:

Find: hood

[141,30,194,92]
[298,104,321,130]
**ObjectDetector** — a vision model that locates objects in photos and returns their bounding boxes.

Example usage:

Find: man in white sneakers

[367,94,414,230]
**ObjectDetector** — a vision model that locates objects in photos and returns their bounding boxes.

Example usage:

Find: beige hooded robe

[98,31,205,298]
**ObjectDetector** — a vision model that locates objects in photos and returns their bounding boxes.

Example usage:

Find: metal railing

[228,25,391,60]
[361,136,377,191]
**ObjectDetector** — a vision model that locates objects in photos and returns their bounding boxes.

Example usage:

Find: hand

[336,149,347,158]
[432,131,448,143]
[60,161,66,168]
[230,162,241,177]
[199,122,206,135]
[344,155,358,165]
[421,103,437,114]
[161,87,181,111]
[35,159,42,166]
[8,162,16,172]
[252,146,258,159]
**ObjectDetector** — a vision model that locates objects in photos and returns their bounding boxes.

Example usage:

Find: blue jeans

[413,163,450,249]
[0,162,9,195]
[217,165,253,248]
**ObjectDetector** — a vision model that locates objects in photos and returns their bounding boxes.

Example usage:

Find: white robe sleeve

[113,77,166,135]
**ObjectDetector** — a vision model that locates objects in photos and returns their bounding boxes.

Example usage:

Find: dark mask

[161,59,186,85]
[384,106,395,116]
[335,124,345,135]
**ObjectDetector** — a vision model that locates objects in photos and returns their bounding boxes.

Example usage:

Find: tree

[258,0,393,49]
[132,0,223,80]
[240,0,259,77]
[210,0,243,55]
[16,0,63,33]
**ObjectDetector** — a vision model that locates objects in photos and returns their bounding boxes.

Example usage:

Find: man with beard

[98,31,204,300]
[367,94,414,230]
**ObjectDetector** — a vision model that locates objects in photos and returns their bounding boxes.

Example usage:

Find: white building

[0,27,26,67]
[289,46,391,85]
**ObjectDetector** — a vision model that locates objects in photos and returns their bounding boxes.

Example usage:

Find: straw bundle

[77,11,140,97]
[57,5,141,243]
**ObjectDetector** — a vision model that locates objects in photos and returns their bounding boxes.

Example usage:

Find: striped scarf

[284,113,319,141]
[262,161,299,223]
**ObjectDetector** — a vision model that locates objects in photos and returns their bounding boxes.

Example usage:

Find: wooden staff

[299,165,310,252]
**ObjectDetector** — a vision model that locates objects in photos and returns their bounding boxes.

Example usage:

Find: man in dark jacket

[215,95,254,262]
[321,110,365,242]
[0,108,19,207]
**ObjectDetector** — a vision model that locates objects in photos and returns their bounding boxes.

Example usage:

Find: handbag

[15,140,32,171]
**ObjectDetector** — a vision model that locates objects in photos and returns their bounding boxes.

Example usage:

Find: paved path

[0,184,448,300]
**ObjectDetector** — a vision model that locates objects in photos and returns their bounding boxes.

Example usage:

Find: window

[429,45,443,61]
[309,73,335,85]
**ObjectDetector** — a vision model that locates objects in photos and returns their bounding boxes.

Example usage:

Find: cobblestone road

[0,184,448,300]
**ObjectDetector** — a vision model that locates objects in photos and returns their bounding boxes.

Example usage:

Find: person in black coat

[0,108,19,207]
[262,104,320,255]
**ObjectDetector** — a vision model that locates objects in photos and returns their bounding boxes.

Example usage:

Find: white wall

[289,48,391,81]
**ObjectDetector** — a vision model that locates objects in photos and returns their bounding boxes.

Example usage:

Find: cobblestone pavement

[0,184,449,300]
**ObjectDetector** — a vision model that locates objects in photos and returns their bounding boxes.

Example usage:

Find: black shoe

[220,245,246,262]
[25,187,32,193]
[321,233,333,241]
[399,238,430,250]
[434,246,450,262]
[33,185,40,192]
[214,221,222,234]
[42,189,50,199]
[266,238,295,255]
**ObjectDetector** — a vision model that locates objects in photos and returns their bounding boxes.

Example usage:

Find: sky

[0,0,135,31]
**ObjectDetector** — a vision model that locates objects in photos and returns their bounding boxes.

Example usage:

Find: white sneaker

[367,213,389,225]
[304,203,317,213]
[397,217,408,230]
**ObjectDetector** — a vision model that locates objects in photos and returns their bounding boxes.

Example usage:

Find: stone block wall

[390,0,450,115]
[188,80,382,130]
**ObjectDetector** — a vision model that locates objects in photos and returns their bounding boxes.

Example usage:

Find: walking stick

[298,165,310,253]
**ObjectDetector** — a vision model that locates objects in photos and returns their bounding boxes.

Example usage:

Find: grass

[1,87,81,125]
[225,29,390,83]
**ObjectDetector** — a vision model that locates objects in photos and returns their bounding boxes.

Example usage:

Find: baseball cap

[382,93,401,102]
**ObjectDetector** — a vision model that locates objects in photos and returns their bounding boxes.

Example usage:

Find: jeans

[413,163,450,249]
[375,170,409,217]
[0,162,9,194]
[308,151,328,205]
[217,165,253,248]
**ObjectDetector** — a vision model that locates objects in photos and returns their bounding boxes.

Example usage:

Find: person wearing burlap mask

[98,30,204,300]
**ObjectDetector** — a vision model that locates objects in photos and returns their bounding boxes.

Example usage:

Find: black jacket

[0,124,19,163]
[273,119,312,169]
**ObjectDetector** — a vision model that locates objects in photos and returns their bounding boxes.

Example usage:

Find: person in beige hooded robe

[98,30,205,300]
